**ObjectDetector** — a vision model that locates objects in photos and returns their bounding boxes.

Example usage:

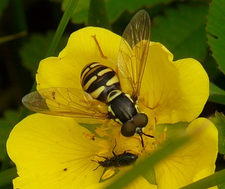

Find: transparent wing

[22,87,108,119]
[118,10,151,100]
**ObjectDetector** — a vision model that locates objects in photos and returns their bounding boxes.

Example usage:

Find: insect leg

[91,35,115,64]
[92,35,108,59]
[93,165,101,171]
[112,139,117,156]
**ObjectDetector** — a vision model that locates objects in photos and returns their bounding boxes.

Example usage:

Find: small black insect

[97,151,138,168]
[94,141,138,170]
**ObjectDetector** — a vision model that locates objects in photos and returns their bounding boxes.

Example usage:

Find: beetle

[93,140,138,170]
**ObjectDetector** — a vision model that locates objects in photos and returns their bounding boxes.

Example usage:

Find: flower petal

[172,58,209,122]
[141,42,209,124]
[36,27,121,90]
[85,174,157,189]
[7,114,104,189]
[154,118,218,189]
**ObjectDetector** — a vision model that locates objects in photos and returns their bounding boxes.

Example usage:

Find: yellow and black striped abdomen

[81,62,121,102]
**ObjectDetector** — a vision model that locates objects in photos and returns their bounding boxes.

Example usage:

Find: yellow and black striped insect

[22,10,152,147]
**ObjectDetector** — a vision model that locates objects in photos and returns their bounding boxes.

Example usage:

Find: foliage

[0,0,225,188]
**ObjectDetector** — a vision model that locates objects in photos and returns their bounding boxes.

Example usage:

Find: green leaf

[209,83,225,105]
[46,0,79,57]
[0,0,8,19]
[88,0,110,29]
[152,4,208,61]
[62,0,89,24]
[19,31,68,77]
[50,0,63,2]
[105,0,171,22]
[0,167,17,187]
[202,49,221,81]
[219,183,225,189]
[62,0,173,24]
[206,0,225,75]
[180,168,225,189]
[156,122,189,138]
[142,167,156,185]
[210,112,225,155]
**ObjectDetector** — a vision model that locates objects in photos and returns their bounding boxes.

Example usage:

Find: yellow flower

[36,27,209,126]
[7,27,218,189]
[7,115,217,189]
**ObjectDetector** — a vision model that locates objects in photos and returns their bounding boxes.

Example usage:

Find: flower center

[96,122,163,161]
[85,121,167,180]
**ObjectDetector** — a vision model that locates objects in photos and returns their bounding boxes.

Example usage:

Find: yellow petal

[154,118,218,189]
[85,174,157,189]
[141,42,209,124]
[7,114,104,189]
[37,27,121,91]
[171,58,209,122]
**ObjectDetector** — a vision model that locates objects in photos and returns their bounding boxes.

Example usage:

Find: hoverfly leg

[140,133,145,149]
[92,35,108,60]
[143,131,161,145]
[91,35,115,64]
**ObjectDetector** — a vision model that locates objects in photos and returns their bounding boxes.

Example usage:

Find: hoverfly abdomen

[81,62,121,102]
[107,90,138,124]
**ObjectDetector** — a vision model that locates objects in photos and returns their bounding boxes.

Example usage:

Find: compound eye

[121,121,136,137]
[133,113,148,128]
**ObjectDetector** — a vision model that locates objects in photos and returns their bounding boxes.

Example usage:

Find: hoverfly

[22,10,152,147]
